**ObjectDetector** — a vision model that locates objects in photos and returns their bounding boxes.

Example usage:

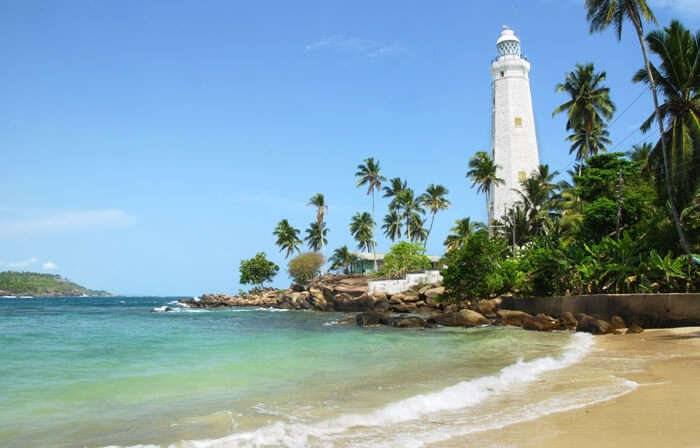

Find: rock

[626,323,644,334]
[390,316,426,328]
[402,293,421,303]
[428,310,489,327]
[290,283,306,292]
[331,293,379,312]
[577,314,612,335]
[390,303,417,313]
[496,309,534,327]
[356,311,389,327]
[389,295,404,305]
[610,315,626,331]
[418,285,432,296]
[335,286,366,298]
[477,297,502,317]
[557,312,578,331]
[522,313,557,332]
[337,316,356,325]
[444,304,459,313]
[423,287,445,299]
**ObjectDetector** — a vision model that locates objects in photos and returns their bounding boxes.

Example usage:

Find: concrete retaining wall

[500,293,700,328]
[368,270,443,295]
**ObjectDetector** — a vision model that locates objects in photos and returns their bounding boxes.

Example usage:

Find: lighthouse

[489,26,540,226]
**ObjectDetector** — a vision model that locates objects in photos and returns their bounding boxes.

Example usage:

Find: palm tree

[499,205,531,250]
[585,0,691,254]
[307,193,328,251]
[552,63,616,134]
[419,184,451,248]
[349,212,376,265]
[382,177,407,199]
[355,157,386,268]
[304,221,328,252]
[329,246,358,274]
[355,157,387,217]
[466,151,504,219]
[382,210,403,242]
[566,121,612,160]
[391,188,425,240]
[443,218,485,251]
[406,214,428,243]
[627,142,653,178]
[273,219,302,258]
[515,176,551,237]
[633,21,699,215]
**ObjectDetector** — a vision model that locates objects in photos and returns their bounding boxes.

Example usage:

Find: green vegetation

[306,193,329,252]
[329,246,357,274]
[379,242,430,279]
[273,219,302,258]
[0,272,110,297]
[288,252,325,286]
[239,252,279,289]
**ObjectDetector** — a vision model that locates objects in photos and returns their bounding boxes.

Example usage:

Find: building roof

[355,252,441,262]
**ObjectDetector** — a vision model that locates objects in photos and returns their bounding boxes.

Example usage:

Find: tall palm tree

[382,177,407,199]
[307,193,328,251]
[273,219,302,258]
[391,188,425,240]
[407,214,428,243]
[627,142,653,177]
[329,246,357,274]
[499,205,531,250]
[304,221,328,252]
[585,0,691,254]
[553,63,616,133]
[567,121,612,160]
[419,184,451,248]
[633,20,700,215]
[443,218,485,251]
[466,151,504,219]
[355,157,386,267]
[355,157,387,217]
[382,210,403,242]
[349,212,376,266]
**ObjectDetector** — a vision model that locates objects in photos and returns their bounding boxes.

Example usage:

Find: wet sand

[444,327,700,447]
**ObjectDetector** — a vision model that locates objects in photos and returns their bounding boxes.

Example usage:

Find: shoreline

[437,327,700,447]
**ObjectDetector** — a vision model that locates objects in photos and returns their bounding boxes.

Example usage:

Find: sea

[0,297,639,448]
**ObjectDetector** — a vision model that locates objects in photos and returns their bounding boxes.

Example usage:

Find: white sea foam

[169,333,601,448]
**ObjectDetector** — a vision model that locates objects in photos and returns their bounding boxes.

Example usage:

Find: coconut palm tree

[627,142,653,178]
[566,121,612,161]
[443,218,485,251]
[349,212,376,261]
[307,193,328,251]
[466,151,504,219]
[585,0,691,254]
[382,177,407,199]
[304,221,328,252]
[553,63,616,135]
[329,246,357,274]
[633,20,700,214]
[391,188,425,240]
[407,214,428,243]
[273,219,302,258]
[382,210,403,242]
[418,184,451,248]
[355,157,387,217]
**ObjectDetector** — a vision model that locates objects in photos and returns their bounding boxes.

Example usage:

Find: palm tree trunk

[371,191,377,272]
[632,17,691,255]
[424,213,436,249]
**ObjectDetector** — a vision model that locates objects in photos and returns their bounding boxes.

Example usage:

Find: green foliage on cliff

[288,252,325,286]
[0,272,110,297]
[239,252,279,289]
[379,241,430,278]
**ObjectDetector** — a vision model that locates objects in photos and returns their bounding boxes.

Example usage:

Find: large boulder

[402,293,421,303]
[577,314,612,335]
[389,295,405,305]
[429,310,489,327]
[423,287,445,300]
[356,311,389,327]
[334,286,366,298]
[496,309,534,327]
[557,312,578,331]
[390,316,426,328]
[610,315,627,331]
[477,297,502,317]
[522,313,557,332]
[331,293,380,312]
[626,322,644,334]
[390,303,417,313]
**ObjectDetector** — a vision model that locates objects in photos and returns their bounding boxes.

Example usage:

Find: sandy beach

[439,327,700,447]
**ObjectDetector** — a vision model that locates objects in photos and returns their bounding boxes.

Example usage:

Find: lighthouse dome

[496,26,521,58]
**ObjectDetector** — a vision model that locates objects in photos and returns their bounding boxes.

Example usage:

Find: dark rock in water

[428,310,489,327]
[523,313,557,332]
[610,315,626,330]
[390,303,417,313]
[627,323,644,334]
[331,293,380,312]
[496,309,533,327]
[356,311,389,327]
[577,314,612,334]
[390,316,426,328]
[557,312,578,331]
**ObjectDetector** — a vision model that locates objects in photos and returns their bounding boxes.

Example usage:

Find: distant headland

[0,271,111,298]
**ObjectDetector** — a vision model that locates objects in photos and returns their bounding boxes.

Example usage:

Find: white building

[489,26,540,225]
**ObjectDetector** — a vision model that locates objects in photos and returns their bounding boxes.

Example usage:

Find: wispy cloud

[0,258,38,269]
[42,261,58,270]
[305,35,405,57]
[0,209,136,237]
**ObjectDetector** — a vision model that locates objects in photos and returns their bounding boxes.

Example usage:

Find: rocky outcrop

[576,314,613,335]
[428,310,489,327]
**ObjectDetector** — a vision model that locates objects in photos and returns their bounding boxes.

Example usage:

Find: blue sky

[2,1,698,296]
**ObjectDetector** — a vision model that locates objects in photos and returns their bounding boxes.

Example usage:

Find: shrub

[288,252,325,286]
[239,252,279,289]
[440,231,506,306]
[379,241,431,278]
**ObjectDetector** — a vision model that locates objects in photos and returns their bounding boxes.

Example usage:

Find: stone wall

[368,270,443,295]
[500,294,700,328]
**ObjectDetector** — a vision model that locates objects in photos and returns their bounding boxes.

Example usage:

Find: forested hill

[0,272,111,297]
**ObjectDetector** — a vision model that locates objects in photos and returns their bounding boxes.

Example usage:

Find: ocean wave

[164,333,600,447]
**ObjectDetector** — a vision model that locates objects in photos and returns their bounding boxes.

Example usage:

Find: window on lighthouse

[514,117,523,128]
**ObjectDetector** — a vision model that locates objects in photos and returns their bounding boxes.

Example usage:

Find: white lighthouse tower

[489,26,540,225]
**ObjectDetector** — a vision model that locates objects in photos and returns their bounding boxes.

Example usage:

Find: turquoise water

[0,297,600,447]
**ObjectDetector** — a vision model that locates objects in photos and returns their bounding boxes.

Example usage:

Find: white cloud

[305,35,405,57]
[42,261,58,270]
[0,209,136,237]
[0,258,38,269]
